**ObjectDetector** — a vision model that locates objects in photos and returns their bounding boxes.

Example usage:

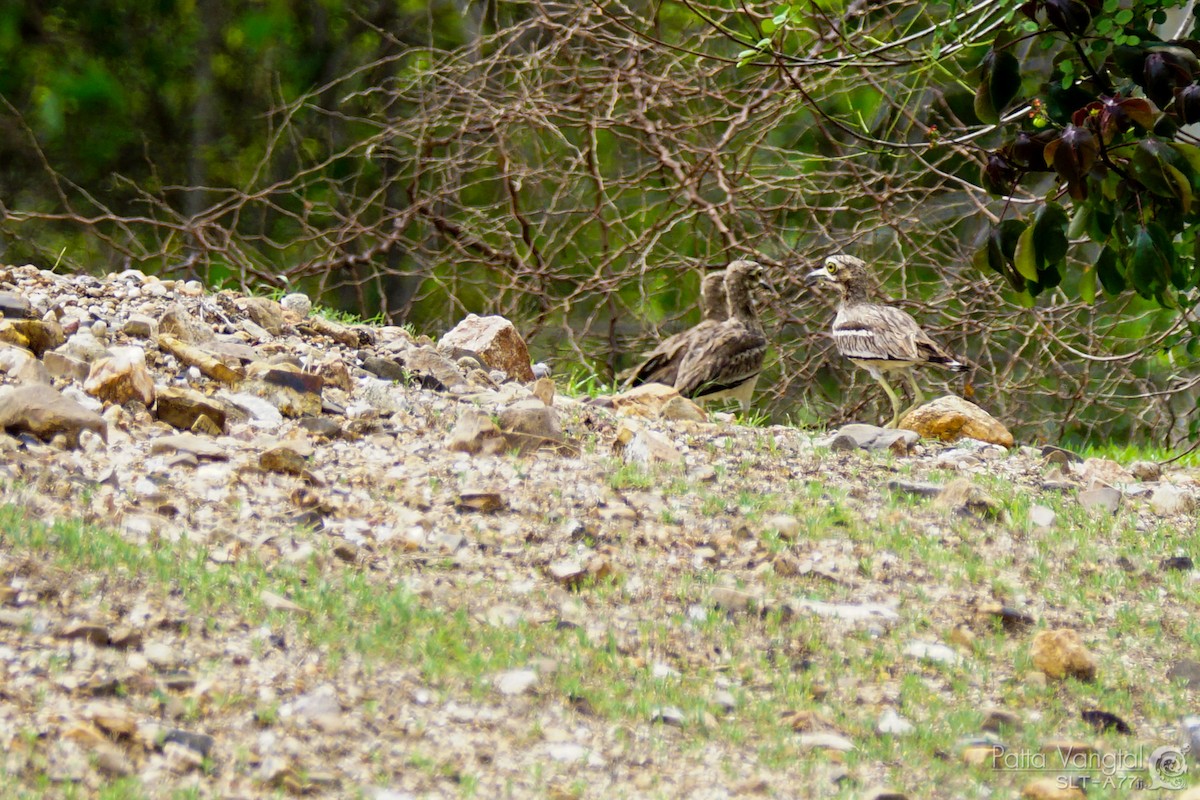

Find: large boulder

[900,395,1013,447]
[0,383,107,447]
[440,314,535,382]
[84,346,156,407]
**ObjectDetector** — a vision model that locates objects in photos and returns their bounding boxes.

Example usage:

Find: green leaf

[761,19,777,34]
[1131,139,1195,207]
[1096,246,1125,294]
[978,219,1027,290]
[1067,206,1090,238]
[974,47,1021,124]
[1080,266,1096,303]
[1032,202,1069,266]
[1013,223,1039,282]
[1129,225,1172,298]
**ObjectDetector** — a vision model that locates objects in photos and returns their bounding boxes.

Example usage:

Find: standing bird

[806,254,967,428]
[674,259,768,412]
[623,270,727,389]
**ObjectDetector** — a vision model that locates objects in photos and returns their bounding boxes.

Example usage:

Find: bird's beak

[805,268,831,286]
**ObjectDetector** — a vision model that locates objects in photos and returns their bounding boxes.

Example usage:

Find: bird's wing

[674,321,767,398]
[833,305,924,362]
[623,321,719,387]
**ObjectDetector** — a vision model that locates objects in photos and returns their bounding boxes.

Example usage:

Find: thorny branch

[2,0,1196,444]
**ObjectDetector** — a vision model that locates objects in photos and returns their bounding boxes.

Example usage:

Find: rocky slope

[0,263,1198,799]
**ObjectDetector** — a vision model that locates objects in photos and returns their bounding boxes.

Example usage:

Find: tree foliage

[974,0,1200,305]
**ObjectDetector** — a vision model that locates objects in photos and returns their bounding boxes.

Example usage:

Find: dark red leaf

[1010,130,1055,170]
[1177,83,1200,123]
[1044,125,1098,199]
[1043,0,1093,35]
[982,152,1020,195]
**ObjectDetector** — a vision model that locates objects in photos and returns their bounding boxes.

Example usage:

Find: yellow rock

[1030,628,1096,682]
[900,395,1013,447]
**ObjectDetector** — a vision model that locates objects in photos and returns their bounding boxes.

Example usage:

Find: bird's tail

[934,356,970,372]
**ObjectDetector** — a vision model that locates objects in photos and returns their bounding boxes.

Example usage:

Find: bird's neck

[840,283,870,305]
[702,295,726,321]
[726,284,759,326]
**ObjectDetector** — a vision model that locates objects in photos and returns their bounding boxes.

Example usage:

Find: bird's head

[726,259,762,280]
[805,254,867,292]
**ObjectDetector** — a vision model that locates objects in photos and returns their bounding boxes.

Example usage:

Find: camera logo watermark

[996,745,1188,791]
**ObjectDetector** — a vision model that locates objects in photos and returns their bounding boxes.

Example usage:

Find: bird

[806,254,967,428]
[674,259,768,412]
[622,269,727,389]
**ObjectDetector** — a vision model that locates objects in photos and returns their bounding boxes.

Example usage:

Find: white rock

[494,669,539,697]
[280,293,312,318]
[1150,484,1196,516]
[903,641,962,666]
[796,732,856,751]
[876,708,916,736]
[216,391,284,429]
[1029,504,1057,528]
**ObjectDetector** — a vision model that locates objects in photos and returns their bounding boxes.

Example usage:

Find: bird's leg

[900,369,925,419]
[870,371,904,428]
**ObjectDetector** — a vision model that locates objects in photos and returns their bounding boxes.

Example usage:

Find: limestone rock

[58,330,110,363]
[149,433,228,461]
[1030,628,1096,682]
[439,314,535,382]
[0,318,65,356]
[446,409,505,456]
[823,423,919,454]
[244,362,323,417]
[1028,504,1056,529]
[84,346,156,406]
[903,640,962,666]
[1078,486,1120,515]
[238,295,295,335]
[659,394,707,422]
[280,292,312,318]
[1079,457,1133,489]
[899,395,1013,447]
[0,291,31,318]
[155,385,229,433]
[159,304,214,344]
[217,390,284,429]
[0,383,107,446]
[1149,484,1196,516]
[494,669,539,697]
[397,345,466,391]
[498,399,571,454]
[43,351,90,382]
[607,382,686,418]
[0,343,50,384]
[613,421,684,465]
[122,314,159,339]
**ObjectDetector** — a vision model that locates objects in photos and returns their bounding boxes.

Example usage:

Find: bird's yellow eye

[825,260,839,275]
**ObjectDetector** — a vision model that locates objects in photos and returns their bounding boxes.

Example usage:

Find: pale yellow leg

[869,370,904,428]
[899,369,924,420]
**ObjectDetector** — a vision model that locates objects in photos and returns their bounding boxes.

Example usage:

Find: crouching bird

[674,259,768,413]
[623,270,727,389]
[806,254,967,428]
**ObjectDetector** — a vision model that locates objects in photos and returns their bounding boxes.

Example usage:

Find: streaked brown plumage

[807,254,966,427]
[674,259,767,412]
[623,270,727,389]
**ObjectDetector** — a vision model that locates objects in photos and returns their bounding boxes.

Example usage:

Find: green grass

[3,435,1199,798]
